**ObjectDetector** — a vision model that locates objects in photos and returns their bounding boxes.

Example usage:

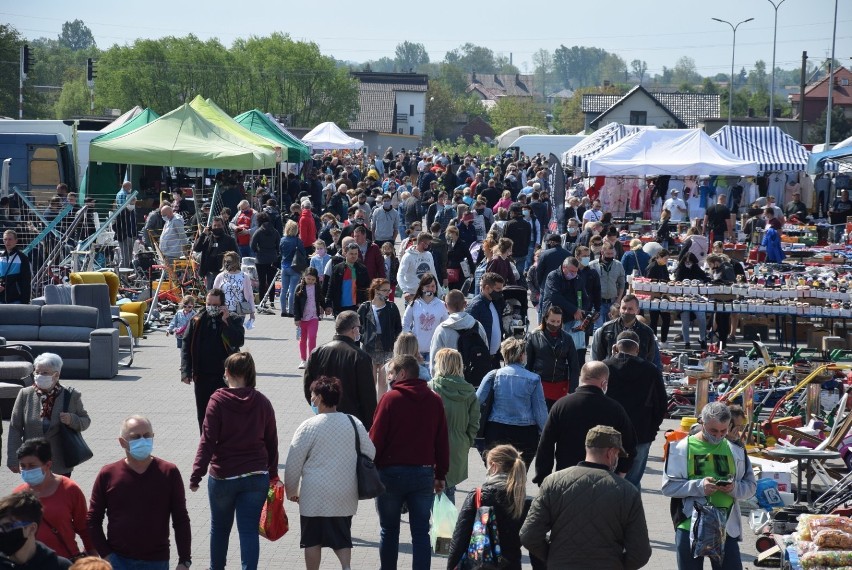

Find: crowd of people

[0,147,781,569]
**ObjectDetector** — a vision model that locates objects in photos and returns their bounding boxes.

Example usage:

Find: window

[398,128,403,134]
[409,104,414,116]
[629,111,647,125]
[410,126,414,135]
[29,146,60,187]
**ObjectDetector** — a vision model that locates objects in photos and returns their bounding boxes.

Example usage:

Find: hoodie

[190,387,279,485]
[369,375,450,480]
[429,312,488,373]
[397,247,437,294]
[298,208,317,248]
[0,542,71,569]
[429,374,480,487]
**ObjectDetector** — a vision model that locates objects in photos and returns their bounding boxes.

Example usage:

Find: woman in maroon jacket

[190,352,279,570]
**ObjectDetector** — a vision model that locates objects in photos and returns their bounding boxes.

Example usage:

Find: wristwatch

[179,560,192,568]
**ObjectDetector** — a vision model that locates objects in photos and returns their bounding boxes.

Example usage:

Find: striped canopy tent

[564,122,655,172]
[709,125,829,173]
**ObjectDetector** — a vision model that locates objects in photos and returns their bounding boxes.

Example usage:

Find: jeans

[681,311,707,344]
[298,318,319,360]
[625,441,652,490]
[108,554,168,570]
[208,473,270,570]
[675,529,742,570]
[596,301,613,329]
[280,266,300,315]
[375,465,434,570]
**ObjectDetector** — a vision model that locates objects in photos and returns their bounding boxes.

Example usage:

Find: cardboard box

[808,329,831,350]
[786,320,814,342]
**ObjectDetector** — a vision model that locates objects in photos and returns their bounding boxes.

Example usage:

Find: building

[349,72,428,137]
[547,88,575,106]
[790,66,852,123]
[466,72,538,109]
[582,85,721,131]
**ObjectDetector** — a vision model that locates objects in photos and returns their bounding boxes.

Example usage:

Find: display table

[764,448,841,507]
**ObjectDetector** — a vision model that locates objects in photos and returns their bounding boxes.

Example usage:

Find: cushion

[0,305,41,325]
[24,341,92,361]
[39,326,92,343]
[44,284,73,305]
[0,325,40,341]
[40,305,98,329]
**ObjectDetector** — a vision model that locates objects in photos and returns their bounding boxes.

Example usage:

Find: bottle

[296,324,301,340]
[572,310,599,332]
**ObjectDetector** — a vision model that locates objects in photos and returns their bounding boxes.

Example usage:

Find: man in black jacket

[526,305,580,406]
[180,288,245,431]
[536,234,570,290]
[192,217,238,291]
[0,230,31,305]
[590,294,659,368]
[503,204,531,267]
[303,311,377,429]
[533,361,637,485]
[603,330,667,490]
[325,243,370,315]
[466,272,506,368]
[540,257,589,324]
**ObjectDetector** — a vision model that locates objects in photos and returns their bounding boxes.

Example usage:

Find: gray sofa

[0,305,119,379]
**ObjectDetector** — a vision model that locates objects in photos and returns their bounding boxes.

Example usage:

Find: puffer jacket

[448,474,531,570]
[428,374,479,487]
[520,463,651,569]
[525,328,580,386]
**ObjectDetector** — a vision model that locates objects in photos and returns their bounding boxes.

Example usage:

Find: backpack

[457,324,492,387]
[454,487,507,570]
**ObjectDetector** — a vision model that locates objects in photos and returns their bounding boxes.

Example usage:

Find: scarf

[39,384,62,419]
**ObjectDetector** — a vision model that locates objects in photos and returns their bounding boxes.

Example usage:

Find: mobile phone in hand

[714,478,732,486]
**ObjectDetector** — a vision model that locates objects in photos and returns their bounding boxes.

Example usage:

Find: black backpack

[456,324,492,387]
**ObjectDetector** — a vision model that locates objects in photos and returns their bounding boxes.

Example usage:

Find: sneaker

[298,360,306,369]
[699,340,708,350]
[659,341,669,350]
[727,334,737,343]
[684,343,691,350]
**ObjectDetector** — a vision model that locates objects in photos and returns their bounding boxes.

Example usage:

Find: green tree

[55,74,91,118]
[701,78,719,95]
[809,106,852,144]
[554,84,623,134]
[672,56,700,86]
[445,43,496,73]
[394,41,429,72]
[0,24,49,118]
[488,96,546,135]
[599,53,628,84]
[58,19,96,51]
[424,79,457,140]
[630,59,647,84]
[748,60,768,94]
[494,54,520,74]
[532,49,552,99]
[553,45,611,88]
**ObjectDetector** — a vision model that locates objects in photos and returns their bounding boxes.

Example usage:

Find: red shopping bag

[259,483,288,541]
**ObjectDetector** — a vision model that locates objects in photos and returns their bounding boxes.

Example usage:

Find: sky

[2,0,851,80]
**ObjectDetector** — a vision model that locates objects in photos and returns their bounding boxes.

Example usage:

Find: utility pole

[798,51,807,142]
[767,0,786,126]
[825,0,839,146]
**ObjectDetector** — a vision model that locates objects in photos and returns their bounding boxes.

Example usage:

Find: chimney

[472,71,477,83]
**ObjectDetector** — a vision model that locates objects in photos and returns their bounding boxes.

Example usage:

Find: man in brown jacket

[521,425,651,569]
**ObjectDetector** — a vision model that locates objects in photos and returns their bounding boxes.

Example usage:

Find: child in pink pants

[293,268,324,368]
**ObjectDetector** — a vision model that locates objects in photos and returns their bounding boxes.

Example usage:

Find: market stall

[233,109,312,163]
[563,122,654,173]
[301,121,363,151]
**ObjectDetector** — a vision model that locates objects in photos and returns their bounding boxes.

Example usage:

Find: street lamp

[826,0,839,145]
[767,0,786,126]
[713,17,755,127]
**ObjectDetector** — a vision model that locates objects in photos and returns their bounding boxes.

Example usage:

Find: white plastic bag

[430,492,458,555]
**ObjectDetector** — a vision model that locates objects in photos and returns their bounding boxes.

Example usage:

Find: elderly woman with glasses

[7,353,91,477]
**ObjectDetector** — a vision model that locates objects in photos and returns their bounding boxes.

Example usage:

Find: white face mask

[34,374,55,391]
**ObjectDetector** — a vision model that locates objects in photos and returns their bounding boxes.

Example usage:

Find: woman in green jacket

[428,348,480,504]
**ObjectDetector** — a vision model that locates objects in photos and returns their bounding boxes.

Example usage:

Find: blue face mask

[310,405,319,415]
[21,467,45,486]
[127,437,154,460]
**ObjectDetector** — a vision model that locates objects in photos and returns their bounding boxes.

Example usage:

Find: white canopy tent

[587,128,759,177]
[301,121,363,150]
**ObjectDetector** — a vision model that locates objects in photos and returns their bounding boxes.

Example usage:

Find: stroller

[501,285,530,339]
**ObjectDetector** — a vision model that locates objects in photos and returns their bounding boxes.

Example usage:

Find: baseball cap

[585,425,628,457]
[544,233,561,244]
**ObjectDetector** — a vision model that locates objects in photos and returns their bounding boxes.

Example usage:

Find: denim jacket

[476,364,548,432]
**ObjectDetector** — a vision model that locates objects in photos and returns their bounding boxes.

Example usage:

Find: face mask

[353,332,361,342]
[523,210,531,218]
[383,203,391,210]
[315,248,326,256]
[21,467,45,486]
[206,305,221,317]
[604,255,614,261]
[0,528,28,556]
[310,404,319,415]
[703,430,724,446]
[34,374,55,391]
[685,262,694,269]
[568,227,578,235]
[423,291,434,298]
[127,437,154,460]
[212,228,225,237]
[375,292,388,302]
[489,291,503,302]
[564,271,577,280]
[545,323,561,333]
[183,306,194,314]
[621,313,636,324]
[126,204,136,211]
[580,257,590,266]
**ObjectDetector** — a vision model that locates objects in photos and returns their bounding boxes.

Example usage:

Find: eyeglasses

[0,520,32,533]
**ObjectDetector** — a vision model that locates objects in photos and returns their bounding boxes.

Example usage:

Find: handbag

[58,389,93,468]
[259,483,289,541]
[346,414,385,499]
[290,247,308,273]
[454,487,509,569]
[447,268,462,284]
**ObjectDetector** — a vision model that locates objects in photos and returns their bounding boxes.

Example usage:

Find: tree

[488,96,546,135]
[444,43,496,73]
[394,41,429,72]
[58,19,96,51]
[599,53,628,84]
[748,60,768,94]
[630,59,647,85]
[555,84,623,134]
[672,56,700,87]
[424,79,457,140]
[0,24,49,118]
[809,106,852,144]
[553,45,611,88]
[532,49,553,99]
[55,74,91,118]
[701,78,718,95]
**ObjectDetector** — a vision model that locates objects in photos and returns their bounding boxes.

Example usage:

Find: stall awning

[302,122,363,150]
[710,126,812,172]
[564,122,655,172]
[588,128,759,177]
[233,110,312,163]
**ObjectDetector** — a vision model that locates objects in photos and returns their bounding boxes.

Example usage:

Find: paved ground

[0,302,761,569]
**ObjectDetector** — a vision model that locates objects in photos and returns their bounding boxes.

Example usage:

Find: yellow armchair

[69,272,146,339]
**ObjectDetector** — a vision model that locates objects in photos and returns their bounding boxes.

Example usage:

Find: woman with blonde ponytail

[447,445,544,570]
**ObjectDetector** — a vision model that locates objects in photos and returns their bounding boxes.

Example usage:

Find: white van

[506,134,586,160]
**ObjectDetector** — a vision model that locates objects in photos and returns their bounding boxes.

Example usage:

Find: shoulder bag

[59,389,93,468]
[291,247,308,273]
[346,414,385,499]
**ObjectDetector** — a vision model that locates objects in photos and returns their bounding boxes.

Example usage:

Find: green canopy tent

[187,96,282,160]
[81,108,162,203]
[89,103,278,170]
[233,109,311,163]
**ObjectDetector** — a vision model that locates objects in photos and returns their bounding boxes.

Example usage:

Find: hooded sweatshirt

[429,312,488,373]
[369,375,450,480]
[0,542,71,569]
[298,208,317,248]
[190,387,279,485]
[398,247,437,295]
[428,374,480,487]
